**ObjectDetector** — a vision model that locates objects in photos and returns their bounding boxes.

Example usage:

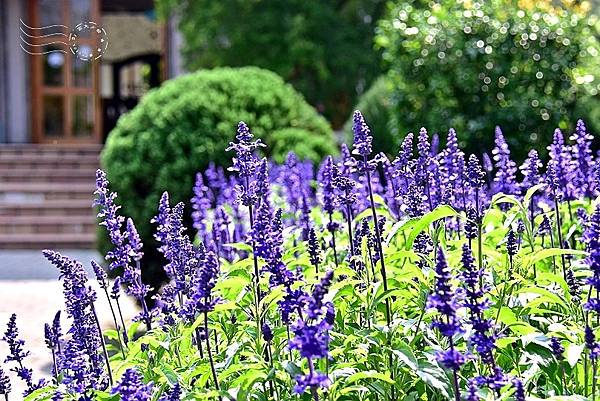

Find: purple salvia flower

[492,127,518,196]
[94,170,131,271]
[415,127,432,190]
[465,207,478,240]
[352,110,373,157]
[512,378,526,401]
[520,149,543,192]
[262,323,274,343]
[461,244,496,365]
[183,250,221,317]
[111,368,154,401]
[226,121,265,178]
[465,379,480,401]
[43,250,106,392]
[205,162,227,204]
[547,129,574,200]
[151,192,171,251]
[318,156,338,216]
[428,247,465,359]
[402,182,426,218]
[545,161,563,202]
[255,158,270,203]
[110,277,121,300]
[431,133,440,156]
[466,155,486,190]
[338,143,356,177]
[550,337,564,360]
[251,199,274,260]
[158,382,182,401]
[191,172,211,240]
[537,215,552,236]
[506,230,518,258]
[126,218,143,262]
[91,260,108,290]
[584,205,600,314]
[586,326,600,360]
[290,271,334,395]
[307,227,322,272]
[2,314,45,396]
[570,119,595,198]
[0,367,10,398]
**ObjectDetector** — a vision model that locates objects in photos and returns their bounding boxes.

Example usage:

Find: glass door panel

[32,0,100,143]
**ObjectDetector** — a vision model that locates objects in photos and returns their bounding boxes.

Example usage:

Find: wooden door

[29,0,101,144]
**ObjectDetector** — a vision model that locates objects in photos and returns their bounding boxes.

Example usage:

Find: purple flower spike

[520,149,543,191]
[466,155,485,190]
[191,173,211,240]
[262,323,274,343]
[506,230,518,257]
[550,337,564,360]
[512,378,526,401]
[158,382,182,401]
[352,110,373,157]
[226,121,265,178]
[570,119,595,198]
[492,127,518,196]
[585,326,599,360]
[111,368,154,401]
[307,228,322,271]
[0,367,10,398]
[428,247,464,339]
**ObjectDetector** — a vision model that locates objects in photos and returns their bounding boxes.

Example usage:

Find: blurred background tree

[156,0,386,128]
[373,0,600,159]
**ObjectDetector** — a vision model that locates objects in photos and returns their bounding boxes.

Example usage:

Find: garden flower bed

[1,111,598,401]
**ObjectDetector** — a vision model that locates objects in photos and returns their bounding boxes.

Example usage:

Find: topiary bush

[100,66,335,288]
[376,0,600,160]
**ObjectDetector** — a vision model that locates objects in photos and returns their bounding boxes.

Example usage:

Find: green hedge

[100,67,335,288]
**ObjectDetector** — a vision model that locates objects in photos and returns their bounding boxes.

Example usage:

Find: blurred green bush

[376,0,600,159]
[343,76,395,153]
[100,67,335,288]
[155,0,386,128]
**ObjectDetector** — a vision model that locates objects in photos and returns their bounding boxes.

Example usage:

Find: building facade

[0,0,183,145]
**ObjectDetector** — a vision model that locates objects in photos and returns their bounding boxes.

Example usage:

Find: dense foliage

[3,111,600,401]
[376,0,600,160]
[155,0,385,127]
[101,66,335,289]
[343,76,395,154]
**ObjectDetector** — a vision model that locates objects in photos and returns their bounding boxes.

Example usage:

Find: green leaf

[404,205,458,250]
[523,248,586,269]
[345,370,395,384]
[524,183,547,204]
[566,343,585,367]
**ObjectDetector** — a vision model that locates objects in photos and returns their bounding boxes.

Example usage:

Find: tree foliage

[376,0,600,160]
[156,0,386,127]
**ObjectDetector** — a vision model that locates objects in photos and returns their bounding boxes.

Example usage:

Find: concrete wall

[1,0,30,143]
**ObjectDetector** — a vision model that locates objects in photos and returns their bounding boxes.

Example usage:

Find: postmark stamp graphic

[20,18,109,62]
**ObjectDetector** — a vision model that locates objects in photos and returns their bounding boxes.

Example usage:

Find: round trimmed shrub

[100,66,335,287]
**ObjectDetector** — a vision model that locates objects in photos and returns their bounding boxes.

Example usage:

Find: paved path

[0,250,138,396]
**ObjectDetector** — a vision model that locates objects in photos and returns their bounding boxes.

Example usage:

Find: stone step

[0,215,96,234]
[0,144,102,156]
[0,199,93,216]
[0,233,96,249]
[0,182,95,201]
[0,154,99,169]
[0,168,97,183]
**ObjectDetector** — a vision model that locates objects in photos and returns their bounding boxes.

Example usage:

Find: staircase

[0,145,101,249]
